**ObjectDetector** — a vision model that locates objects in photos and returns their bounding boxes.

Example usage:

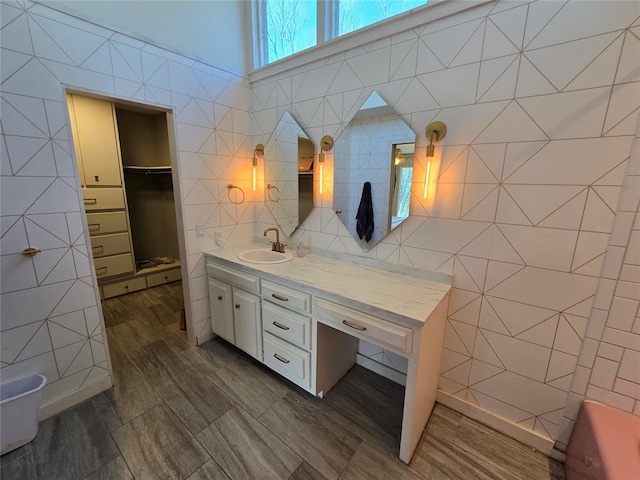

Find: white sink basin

[238,249,293,264]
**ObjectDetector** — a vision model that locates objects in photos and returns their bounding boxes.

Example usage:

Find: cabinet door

[232,289,262,360]
[70,94,122,187]
[208,278,234,343]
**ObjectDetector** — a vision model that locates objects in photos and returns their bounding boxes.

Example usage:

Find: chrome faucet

[263,227,285,253]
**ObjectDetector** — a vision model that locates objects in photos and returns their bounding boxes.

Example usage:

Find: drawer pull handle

[218,295,223,300]
[342,319,366,331]
[235,304,240,309]
[84,198,98,205]
[88,223,101,231]
[272,321,290,331]
[273,353,290,364]
[21,247,41,257]
[271,293,289,302]
[94,175,99,182]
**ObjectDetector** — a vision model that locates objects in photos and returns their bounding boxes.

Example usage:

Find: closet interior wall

[116,108,180,266]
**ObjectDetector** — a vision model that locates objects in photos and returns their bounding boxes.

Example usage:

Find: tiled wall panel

[251,0,640,444]
[0,0,253,409]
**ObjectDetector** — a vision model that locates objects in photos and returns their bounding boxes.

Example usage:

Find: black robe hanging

[356,181,374,242]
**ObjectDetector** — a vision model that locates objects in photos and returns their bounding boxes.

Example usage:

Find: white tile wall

[2,0,640,453]
[1,0,253,409]
[558,115,640,449]
[250,0,640,446]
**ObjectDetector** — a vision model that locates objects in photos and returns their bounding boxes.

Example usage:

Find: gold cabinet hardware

[21,247,41,257]
[342,319,367,331]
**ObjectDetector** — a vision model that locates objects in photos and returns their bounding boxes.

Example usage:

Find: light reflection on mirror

[333,91,415,249]
[264,111,313,236]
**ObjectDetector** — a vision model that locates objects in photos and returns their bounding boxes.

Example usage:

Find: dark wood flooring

[0,282,566,480]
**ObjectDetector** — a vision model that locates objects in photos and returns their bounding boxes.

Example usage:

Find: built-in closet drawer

[262,301,311,350]
[82,188,125,211]
[263,331,311,390]
[315,298,413,355]
[147,268,181,287]
[261,280,311,314]
[90,233,131,258]
[86,212,129,236]
[102,276,147,298]
[94,253,134,279]
[206,262,259,294]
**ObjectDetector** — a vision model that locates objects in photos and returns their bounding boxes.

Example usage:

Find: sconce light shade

[424,121,446,199]
[253,143,264,192]
[319,135,334,195]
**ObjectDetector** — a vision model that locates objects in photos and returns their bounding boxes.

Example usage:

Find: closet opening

[66,91,192,354]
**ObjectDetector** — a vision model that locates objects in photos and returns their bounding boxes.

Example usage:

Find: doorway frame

[62,84,196,383]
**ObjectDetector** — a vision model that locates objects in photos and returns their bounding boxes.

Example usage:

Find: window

[338,0,426,36]
[254,0,427,67]
[265,0,317,64]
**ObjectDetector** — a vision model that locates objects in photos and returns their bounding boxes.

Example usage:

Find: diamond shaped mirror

[334,91,416,249]
[264,111,314,237]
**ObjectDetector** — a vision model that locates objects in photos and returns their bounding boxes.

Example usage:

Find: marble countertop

[205,244,451,327]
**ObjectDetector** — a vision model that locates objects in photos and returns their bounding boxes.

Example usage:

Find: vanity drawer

[262,280,311,314]
[86,212,129,236]
[94,253,134,279]
[206,262,259,294]
[147,268,181,287]
[263,301,311,350]
[263,332,311,391]
[102,276,147,299]
[82,188,125,211]
[90,233,131,258]
[315,298,413,355]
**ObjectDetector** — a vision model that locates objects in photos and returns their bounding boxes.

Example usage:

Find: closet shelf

[123,165,172,175]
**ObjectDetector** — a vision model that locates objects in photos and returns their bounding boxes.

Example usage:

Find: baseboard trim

[436,390,565,462]
[39,376,112,421]
[355,353,407,386]
[196,331,215,345]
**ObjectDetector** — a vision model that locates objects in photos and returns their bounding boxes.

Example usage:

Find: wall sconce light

[424,121,447,199]
[253,143,264,192]
[394,148,404,166]
[319,135,333,195]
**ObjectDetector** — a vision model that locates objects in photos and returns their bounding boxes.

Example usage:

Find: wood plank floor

[0,282,566,480]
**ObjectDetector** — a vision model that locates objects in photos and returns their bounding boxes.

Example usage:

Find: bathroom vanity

[205,245,451,463]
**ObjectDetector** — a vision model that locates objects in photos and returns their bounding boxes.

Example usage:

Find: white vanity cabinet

[204,247,451,465]
[261,280,314,392]
[207,261,262,360]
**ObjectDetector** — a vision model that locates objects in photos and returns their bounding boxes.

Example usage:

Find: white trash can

[0,374,47,455]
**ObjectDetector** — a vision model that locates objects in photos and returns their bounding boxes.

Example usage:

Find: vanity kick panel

[315,298,413,355]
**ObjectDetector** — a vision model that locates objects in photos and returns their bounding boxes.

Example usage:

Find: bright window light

[338,0,426,36]
[265,0,317,64]
[254,0,427,68]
